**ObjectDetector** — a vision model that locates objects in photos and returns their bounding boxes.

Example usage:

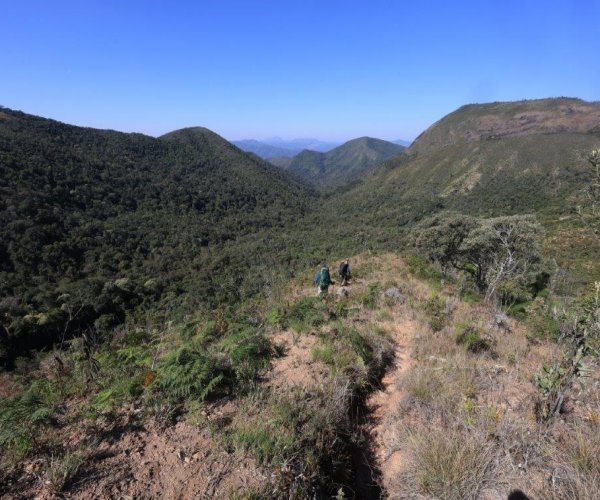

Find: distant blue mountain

[392,139,412,147]
[232,139,294,158]
[233,137,342,158]
[262,137,342,153]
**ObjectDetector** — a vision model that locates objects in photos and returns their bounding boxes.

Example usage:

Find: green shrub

[0,383,57,456]
[455,324,489,353]
[288,297,329,333]
[217,323,271,383]
[361,285,380,309]
[404,253,443,282]
[155,343,225,402]
[266,305,286,328]
[423,295,446,332]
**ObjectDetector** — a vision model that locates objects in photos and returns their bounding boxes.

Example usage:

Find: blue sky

[2,1,599,141]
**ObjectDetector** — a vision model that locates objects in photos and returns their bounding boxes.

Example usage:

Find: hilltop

[272,136,405,188]
[409,97,600,155]
[0,108,315,365]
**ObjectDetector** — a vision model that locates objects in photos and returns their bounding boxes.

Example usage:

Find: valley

[1,97,600,498]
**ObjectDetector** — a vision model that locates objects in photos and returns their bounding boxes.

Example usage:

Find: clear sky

[2,1,599,142]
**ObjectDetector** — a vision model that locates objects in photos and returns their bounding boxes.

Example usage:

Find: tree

[577,148,600,235]
[414,213,543,304]
[414,213,476,270]
[461,216,542,303]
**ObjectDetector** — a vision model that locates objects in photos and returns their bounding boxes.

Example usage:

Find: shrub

[287,297,329,333]
[266,305,286,328]
[423,295,447,331]
[155,343,225,402]
[360,285,379,310]
[0,382,56,456]
[455,324,490,353]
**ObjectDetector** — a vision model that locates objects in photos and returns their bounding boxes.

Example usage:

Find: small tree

[413,213,543,305]
[414,213,476,271]
[461,216,542,303]
[577,148,600,234]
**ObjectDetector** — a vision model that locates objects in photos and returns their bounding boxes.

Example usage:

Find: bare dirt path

[364,314,419,496]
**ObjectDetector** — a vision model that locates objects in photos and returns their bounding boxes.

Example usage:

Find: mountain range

[2,96,600,363]
[233,137,342,158]
[2,97,600,499]
[269,136,405,188]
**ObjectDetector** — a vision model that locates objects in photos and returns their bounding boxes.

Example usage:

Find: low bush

[423,295,447,332]
[287,297,329,333]
[455,324,490,353]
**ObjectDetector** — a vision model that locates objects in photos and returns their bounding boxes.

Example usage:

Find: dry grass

[367,252,600,499]
[402,424,499,500]
[43,448,88,494]
[257,253,600,498]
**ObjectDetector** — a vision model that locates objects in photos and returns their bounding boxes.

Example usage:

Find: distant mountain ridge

[233,137,341,158]
[231,139,295,158]
[272,136,405,188]
[409,97,600,155]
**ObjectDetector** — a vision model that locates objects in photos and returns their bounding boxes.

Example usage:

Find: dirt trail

[363,314,418,495]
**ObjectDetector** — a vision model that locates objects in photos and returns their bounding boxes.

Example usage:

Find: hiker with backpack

[316,263,333,296]
[339,259,351,286]
[314,268,322,295]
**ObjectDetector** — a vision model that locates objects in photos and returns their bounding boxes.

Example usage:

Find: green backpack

[319,267,330,287]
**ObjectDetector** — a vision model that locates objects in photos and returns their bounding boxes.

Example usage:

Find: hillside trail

[272,254,422,496]
[363,314,418,492]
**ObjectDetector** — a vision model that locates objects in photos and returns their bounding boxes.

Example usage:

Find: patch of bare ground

[267,330,323,390]
[3,400,267,500]
[71,416,264,499]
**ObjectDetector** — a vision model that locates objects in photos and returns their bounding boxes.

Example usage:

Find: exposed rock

[384,287,405,303]
[336,287,348,298]
[491,312,512,331]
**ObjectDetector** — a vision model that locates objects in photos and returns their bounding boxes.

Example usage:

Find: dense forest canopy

[0,108,315,365]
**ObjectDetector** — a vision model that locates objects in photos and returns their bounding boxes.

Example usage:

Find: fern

[156,343,225,401]
[0,385,55,452]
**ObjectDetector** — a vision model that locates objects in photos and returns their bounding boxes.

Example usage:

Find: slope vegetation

[323,111,600,288]
[3,253,598,499]
[276,136,405,188]
[410,97,600,155]
[0,108,314,364]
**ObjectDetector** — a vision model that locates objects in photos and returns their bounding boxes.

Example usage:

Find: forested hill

[272,136,405,188]
[0,107,314,364]
[409,97,600,156]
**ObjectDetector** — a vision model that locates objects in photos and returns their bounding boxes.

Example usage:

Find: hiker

[314,268,322,295]
[339,259,351,286]
[317,263,333,296]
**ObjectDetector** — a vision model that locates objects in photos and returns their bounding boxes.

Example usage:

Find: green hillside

[410,97,600,156]
[322,132,600,290]
[0,109,315,364]
[277,136,405,188]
